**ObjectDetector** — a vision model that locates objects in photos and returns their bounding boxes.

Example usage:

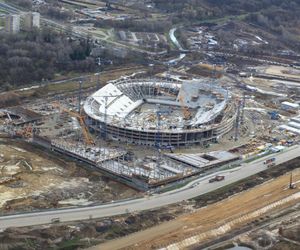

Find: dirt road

[94,169,300,250]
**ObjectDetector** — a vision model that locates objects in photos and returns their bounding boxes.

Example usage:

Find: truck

[209,175,225,183]
[267,111,280,120]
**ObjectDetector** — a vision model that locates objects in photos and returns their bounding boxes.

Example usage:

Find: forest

[0,28,95,90]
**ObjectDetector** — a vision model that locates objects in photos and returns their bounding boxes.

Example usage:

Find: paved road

[169,28,184,51]
[0,145,299,230]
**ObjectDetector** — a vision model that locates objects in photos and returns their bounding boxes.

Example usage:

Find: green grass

[159,181,190,193]
[192,12,257,26]
[24,239,36,249]
[57,237,86,250]
[46,80,94,93]
[14,66,146,99]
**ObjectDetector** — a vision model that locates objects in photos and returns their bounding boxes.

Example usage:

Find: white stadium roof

[84,79,230,130]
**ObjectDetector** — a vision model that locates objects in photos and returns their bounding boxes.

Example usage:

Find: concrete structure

[84,77,237,147]
[279,115,300,135]
[0,145,299,230]
[33,135,240,191]
[23,12,40,31]
[0,107,42,125]
[5,14,20,34]
[279,124,300,135]
[281,101,299,112]
[165,151,239,169]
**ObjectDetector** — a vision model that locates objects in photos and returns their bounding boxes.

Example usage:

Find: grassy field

[15,65,147,99]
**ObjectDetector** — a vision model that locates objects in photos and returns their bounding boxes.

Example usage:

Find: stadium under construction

[84,78,237,147]
[1,77,241,191]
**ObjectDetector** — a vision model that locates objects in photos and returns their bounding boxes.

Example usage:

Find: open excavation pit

[0,140,137,213]
[84,78,237,147]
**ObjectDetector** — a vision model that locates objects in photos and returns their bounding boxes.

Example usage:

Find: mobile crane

[53,101,95,146]
[63,109,95,146]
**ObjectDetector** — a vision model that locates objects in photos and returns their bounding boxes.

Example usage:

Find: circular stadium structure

[83,77,237,147]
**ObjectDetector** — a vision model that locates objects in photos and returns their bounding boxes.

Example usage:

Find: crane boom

[178,96,191,120]
[64,109,95,146]
[51,101,95,145]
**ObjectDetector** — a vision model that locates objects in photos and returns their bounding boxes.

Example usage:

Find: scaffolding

[83,78,236,147]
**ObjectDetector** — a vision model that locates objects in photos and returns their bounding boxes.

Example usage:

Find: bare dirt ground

[0,159,299,250]
[0,139,138,214]
[243,77,278,91]
[233,208,300,250]
[264,65,300,80]
[96,169,300,250]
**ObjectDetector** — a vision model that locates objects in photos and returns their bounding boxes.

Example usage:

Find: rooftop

[84,78,230,132]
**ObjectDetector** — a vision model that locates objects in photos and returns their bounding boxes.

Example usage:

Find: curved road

[169,28,184,51]
[0,145,299,230]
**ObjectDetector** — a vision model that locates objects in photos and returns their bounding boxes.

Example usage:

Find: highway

[0,145,299,230]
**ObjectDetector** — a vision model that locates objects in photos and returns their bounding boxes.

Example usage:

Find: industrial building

[17,129,239,191]
[23,12,40,31]
[84,78,237,147]
[32,135,239,191]
[5,14,20,34]
[281,101,299,112]
[279,115,300,135]
[0,107,42,125]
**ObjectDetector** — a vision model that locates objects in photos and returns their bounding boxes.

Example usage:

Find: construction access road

[0,145,299,230]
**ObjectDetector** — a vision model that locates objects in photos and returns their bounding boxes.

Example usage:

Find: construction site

[0,61,299,250]
[0,61,300,193]
[96,166,300,250]
[0,0,300,249]
[0,138,138,213]
[84,77,235,147]
[0,75,240,191]
[0,68,299,250]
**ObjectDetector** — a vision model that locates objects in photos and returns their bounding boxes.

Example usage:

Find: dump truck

[209,175,225,183]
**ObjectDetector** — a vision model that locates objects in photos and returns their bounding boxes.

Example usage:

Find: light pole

[78,79,83,114]
[96,57,101,90]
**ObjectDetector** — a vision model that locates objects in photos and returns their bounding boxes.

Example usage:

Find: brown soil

[0,139,138,214]
[96,169,300,250]
[0,92,21,108]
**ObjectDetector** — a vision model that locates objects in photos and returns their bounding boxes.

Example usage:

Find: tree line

[0,28,95,90]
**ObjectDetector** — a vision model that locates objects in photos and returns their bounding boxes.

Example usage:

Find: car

[209,175,225,183]
[264,158,276,165]
[51,218,60,223]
